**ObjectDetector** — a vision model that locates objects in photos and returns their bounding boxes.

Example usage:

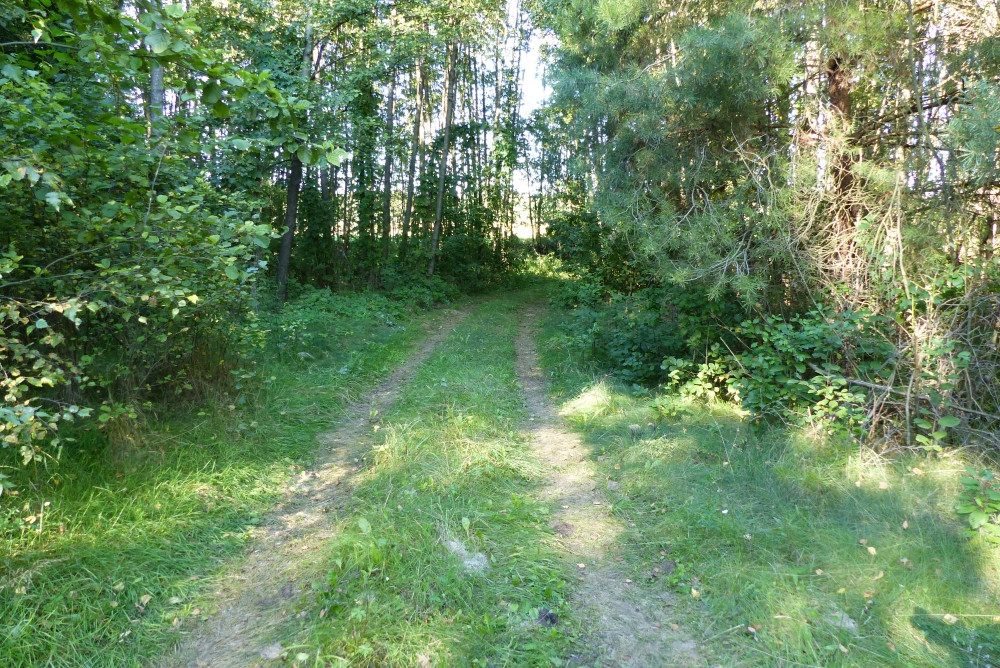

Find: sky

[506,0,552,194]
[520,32,551,118]
[514,29,552,194]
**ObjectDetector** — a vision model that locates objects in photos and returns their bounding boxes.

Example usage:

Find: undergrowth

[538,299,1000,667]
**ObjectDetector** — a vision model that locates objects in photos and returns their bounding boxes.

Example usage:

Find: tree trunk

[276,19,311,301]
[416,68,432,242]
[276,155,303,302]
[354,76,378,276]
[379,74,396,267]
[827,54,859,282]
[147,0,165,134]
[399,61,424,260]
[427,43,458,279]
[150,64,164,127]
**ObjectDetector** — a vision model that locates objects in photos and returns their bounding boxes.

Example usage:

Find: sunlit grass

[538,304,1000,667]
[284,291,577,666]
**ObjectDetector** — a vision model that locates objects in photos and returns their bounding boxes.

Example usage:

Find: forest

[3,0,1000,666]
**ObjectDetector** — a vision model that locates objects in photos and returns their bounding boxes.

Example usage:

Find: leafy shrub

[551,280,746,385]
[434,233,531,292]
[0,0,305,466]
[378,268,461,309]
[957,467,1000,543]
[729,309,883,429]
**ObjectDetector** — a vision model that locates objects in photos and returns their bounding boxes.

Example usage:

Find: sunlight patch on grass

[286,293,576,667]
[559,379,630,422]
[537,304,1000,667]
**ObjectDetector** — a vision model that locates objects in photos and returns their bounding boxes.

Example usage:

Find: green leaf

[163,3,185,18]
[145,29,171,54]
[969,511,989,529]
[938,415,961,428]
[358,517,372,534]
[224,265,239,280]
[35,318,49,329]
[201,81,223,106]
[1,64,23,82]
[212,101,230,118]
[231,138,251,150]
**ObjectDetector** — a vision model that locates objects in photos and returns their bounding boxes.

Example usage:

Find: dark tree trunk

[276,20,311,301]
[400,62,424,261]
[428,44,458,279]
[276,155,303,302]
[828,55,857,236]
[826,54,860,283]
[379,74,396,267]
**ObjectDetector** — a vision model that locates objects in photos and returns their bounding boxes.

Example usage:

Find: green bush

[729,309,884,430]
[550,280,746,385]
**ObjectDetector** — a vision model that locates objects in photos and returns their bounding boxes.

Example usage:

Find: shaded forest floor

[4,282,1000,667]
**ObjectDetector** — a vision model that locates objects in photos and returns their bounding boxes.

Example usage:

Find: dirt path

[515,304,703,668]
[162,307,472,668]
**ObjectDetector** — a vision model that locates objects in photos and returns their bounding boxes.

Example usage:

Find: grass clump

[538,303,1000,668]
[293,293,575,667]
[0,290,437,667]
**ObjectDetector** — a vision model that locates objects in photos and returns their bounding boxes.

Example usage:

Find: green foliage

[549,278,744,386]
[0,0,347,465]
[378,268,462,308]
[549,276,904,434]
[949,81,1000,187]
[957,467,1000,543]
[730,310,880,429]
[530,0,1000,450]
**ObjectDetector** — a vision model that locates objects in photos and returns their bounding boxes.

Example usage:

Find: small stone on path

[260,642,282,660]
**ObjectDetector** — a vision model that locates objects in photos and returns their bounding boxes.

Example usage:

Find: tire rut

[162,306,473,668]
[515,304,704,668]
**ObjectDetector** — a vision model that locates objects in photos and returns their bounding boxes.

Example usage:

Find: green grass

[265,291,577,666]
[11,275,996,667]
[537,302,1000,667]
[0,291,444,667]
